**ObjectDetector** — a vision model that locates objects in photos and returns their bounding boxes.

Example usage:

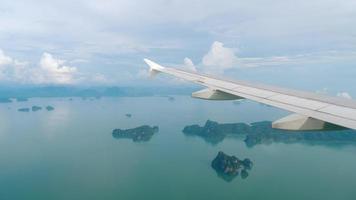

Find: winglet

[144,59,165,72]
[144,58,165,77]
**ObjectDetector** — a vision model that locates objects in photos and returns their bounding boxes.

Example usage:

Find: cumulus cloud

[198,41,298,72]
[194,41,356,73]
[0,49,13,66]
[0,49,30,82]
[0,49,112,85]
[337,92,352,99]
[2,1,356,86]
[182,57,197,72]
[38,52,77,84]
[202,41,238,71]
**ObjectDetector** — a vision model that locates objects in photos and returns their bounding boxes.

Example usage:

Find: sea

[0,96,355,200]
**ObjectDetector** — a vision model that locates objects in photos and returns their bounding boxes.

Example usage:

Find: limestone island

[16,97,28,102]
[125,113,132,118]
[211,151,253,182]
[183,120,250,144]
[46,106,55,111]
[168,96,175,101]
[32,106,42,112]
[183,120,356,147]
[112,125,159,142]
[18,108,30,112]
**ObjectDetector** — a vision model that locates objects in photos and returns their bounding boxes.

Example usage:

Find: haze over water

[0,96,355,200]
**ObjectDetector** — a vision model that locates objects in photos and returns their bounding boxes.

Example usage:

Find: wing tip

[143,58,165,71]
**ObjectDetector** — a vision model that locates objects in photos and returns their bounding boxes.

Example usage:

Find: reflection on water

[245,121,356,147]
[183,120,356,147]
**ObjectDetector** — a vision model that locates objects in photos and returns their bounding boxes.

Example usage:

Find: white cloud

[182,57,197,72]
[38,52,77,84]
[202,41,238,71]
[337,92,352,99]
[196,41,356,73]
[0,49,13,66]
[198,41,298,72]
[0,49,30,82]
[0,49,110,85]
[1,0,356,86]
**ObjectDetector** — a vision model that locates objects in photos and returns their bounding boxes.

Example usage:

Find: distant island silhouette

[17,105,55,113]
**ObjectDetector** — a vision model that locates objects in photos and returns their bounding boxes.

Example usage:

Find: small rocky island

[32,106,42,112]
[211,151,253,182]
[46,106,55,111]
[125,113,132,118]
[112,125,159,142]
[18,108,30,112]
[16,97,28,102]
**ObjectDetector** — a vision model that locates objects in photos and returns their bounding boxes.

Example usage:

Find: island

[183,120,250,144]
[16,97,28,102]
[211,151,253,182]
[32,106,42,112]
[18,108,30,112]
[112,125,159,142]
[168,96,175,101]
[125,113,132,118]
[46,106,55,111]
[183,120,356,147]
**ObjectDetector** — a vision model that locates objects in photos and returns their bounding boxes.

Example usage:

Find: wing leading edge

[144,59,356,130]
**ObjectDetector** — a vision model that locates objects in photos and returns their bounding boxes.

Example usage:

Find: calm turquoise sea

[0,96,355,200]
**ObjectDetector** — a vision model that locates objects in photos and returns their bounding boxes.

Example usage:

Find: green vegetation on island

[32,106,42,112]
[112,125,159,142]
[211,151,253,182]
[18,108,30,112]
[183,120,250,144]
[183,120,356,147]
[46,106,55,111]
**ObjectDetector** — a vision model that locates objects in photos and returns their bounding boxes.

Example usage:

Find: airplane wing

[144,59,356,131]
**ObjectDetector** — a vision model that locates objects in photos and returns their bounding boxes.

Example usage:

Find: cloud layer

[0,0,356,90]
[0,49,109,85]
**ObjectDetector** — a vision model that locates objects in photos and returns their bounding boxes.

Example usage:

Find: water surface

[0,96,355,200]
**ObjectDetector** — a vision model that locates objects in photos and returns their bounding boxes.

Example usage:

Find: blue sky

[0,0,356,96]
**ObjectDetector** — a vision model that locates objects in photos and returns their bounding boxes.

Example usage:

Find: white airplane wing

[144,59,356,131]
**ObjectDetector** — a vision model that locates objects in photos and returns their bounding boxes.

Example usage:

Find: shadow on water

[182,120,356,148]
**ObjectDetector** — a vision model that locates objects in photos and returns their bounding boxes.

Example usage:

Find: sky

[0,0,356,96]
